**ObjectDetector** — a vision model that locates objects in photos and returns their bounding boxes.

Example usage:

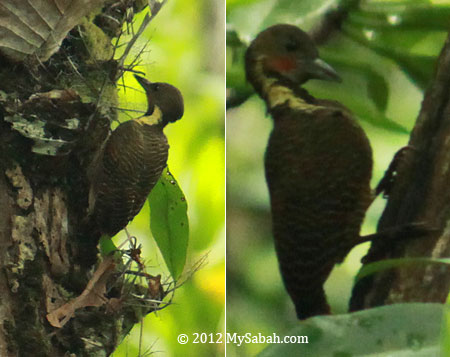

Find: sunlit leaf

[258,303,444,356]
[148,167,189,280]
[99,235,118,257]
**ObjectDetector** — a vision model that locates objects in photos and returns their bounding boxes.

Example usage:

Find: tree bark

[0,1,161,355]
[351,32,450,310]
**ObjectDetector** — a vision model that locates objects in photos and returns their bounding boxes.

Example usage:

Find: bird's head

[134,75,184,126]
[245,24,341,93]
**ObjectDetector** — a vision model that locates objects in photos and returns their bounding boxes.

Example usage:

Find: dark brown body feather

[93,120,169,237]
[265,94,373,319]
[244,24,373,319]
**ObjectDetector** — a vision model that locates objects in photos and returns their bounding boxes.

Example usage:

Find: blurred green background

[110,1,225,356]
[226,0,449,355]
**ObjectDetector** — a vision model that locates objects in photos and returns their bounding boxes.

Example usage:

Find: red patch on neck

[266,56,296,73]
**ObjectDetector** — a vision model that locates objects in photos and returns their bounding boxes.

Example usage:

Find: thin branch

[309,0,361,45]
[116,0,168,81]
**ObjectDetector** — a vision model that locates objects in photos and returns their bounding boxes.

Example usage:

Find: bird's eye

[152,84,160,91]
[285,40,298,52]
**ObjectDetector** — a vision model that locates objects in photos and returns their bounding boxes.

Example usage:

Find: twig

[116,0,168,81]
[309,0,361,45]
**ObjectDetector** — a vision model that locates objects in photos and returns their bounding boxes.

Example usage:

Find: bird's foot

[358,222,436,245]
[375,146,417,198]
[357,222,438,263]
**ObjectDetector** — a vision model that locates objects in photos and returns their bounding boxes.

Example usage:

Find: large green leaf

[148,167,189,280]
[258,303,444,356]
[442,294,450,357]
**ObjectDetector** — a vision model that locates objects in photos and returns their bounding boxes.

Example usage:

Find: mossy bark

[0,1,159,355]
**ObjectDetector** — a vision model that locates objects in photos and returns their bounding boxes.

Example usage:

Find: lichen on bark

[0,1,167,355]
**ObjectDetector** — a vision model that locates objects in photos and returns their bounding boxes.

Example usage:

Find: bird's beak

[307,58,342,83]
[134,74,152,91]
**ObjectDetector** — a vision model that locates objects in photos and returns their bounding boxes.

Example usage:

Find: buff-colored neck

[252,57,324,114]
[136,105,163,126]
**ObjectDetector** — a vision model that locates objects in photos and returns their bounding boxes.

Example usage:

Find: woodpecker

[89,75,184,238]
[245,24,373,319]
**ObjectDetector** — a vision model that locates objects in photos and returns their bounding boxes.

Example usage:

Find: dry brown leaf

[0,0,107,62]
[46,256,116,328]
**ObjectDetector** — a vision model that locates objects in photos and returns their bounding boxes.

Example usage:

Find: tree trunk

[0,1,160,355]
[351,32,450,310]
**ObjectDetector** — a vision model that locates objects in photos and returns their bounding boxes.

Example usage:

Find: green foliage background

[227,0,449,355]
[111,1,225,356]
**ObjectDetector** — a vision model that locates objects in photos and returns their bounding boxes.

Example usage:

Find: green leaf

[226,28,255,108]
[99,235,118,257]
[353,3,450,31]
[356,257,450,282]
[394,54,436,90]
[227,0,343,40]
[342,23,441,89]
[351,100,409,134]
[258,303,444,356]
[148,167,189,280]
[365,67,389,113]
[321,52,390,113]
[306,70,409,134]
[442,295,450,356]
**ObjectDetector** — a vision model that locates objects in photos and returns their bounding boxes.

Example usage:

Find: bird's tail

[292,286,331,319]
[75,215,102,267]
[277,251,333,319]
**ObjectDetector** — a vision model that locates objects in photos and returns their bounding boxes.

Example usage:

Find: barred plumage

[93,121,169,236]
[90,75,184,237]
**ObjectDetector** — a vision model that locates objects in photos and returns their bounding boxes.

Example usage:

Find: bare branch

[116,0,168,80]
